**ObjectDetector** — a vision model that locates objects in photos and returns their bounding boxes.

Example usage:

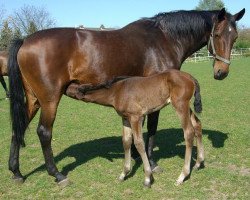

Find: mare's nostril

[217,69,222,77]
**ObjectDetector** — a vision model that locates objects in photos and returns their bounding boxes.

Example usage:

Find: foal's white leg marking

[119,121,132,181]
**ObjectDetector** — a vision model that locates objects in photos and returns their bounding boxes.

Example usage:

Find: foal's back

[113,70,195,115]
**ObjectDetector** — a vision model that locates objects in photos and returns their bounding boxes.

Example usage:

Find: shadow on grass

[25,128,228,179]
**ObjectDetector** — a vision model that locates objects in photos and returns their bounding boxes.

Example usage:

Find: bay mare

[66,69,204,187]
[0,51,9,98]
[8,8,244,185]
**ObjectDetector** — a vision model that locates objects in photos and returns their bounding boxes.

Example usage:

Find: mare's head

[208,8,245,80]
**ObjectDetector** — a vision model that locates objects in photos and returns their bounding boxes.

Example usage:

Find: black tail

[193,77,202,113]
[8,39,28,147]
[79,76,131,94]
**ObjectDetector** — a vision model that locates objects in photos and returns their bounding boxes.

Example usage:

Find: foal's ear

[217,8,226,22]
[233,8,245,21]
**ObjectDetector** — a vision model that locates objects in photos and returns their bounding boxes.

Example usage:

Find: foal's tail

[8,39,28,147]
[192,77,202,113]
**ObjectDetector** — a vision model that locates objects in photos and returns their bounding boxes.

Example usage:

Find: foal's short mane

[141,10,235,39]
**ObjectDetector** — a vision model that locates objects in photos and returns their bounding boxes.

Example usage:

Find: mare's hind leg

[190,110,204,169]
[173,102,195,185]
[119,118,132,181]
[130,116,153,187]
[9,87,40,182]
[37,99,68,186]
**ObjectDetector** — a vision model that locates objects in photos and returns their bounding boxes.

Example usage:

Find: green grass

[0,57,249,199]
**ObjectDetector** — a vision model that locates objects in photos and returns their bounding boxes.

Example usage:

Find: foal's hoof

[58,178,70,187]
[152,166,163,174]
[143,180,151,188]
[175,180,183,186]
[193,161,205,170]
[143,175,154,188]
[118,175,125,182]
[12,176,24,184]
[175,173,186,186]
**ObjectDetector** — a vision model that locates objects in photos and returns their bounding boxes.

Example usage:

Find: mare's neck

[158,11,218,63]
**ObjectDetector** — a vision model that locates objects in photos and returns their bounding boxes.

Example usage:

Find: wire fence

[185,48,250,63]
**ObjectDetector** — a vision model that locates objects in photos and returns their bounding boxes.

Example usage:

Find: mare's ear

[217,8,226,22]
[234,8,245,21]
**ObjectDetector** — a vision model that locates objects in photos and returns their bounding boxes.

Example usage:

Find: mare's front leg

[146,111,162,173]
[37,101,69,186]
[130,116,153,187]
[118,118,132,181]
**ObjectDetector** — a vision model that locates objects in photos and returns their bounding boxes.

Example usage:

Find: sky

[2,0,249,28]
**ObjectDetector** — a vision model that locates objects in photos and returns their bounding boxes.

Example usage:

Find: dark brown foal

[66,69,204,187]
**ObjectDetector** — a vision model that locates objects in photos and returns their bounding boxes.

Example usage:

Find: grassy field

[0,58,249,199]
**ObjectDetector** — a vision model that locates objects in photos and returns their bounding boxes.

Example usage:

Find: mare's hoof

[12,176,24,184]
[58,178,70,187]
[152,166,163,174]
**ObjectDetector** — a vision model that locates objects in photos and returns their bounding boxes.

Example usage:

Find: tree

[10,5,56,36]
[195,0,225,10]
[0,20,13,50]
[0,5,6,29]
[27,21,38,35]
[12,27,22,39]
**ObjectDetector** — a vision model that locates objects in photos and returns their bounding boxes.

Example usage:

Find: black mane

[142,10,234,40]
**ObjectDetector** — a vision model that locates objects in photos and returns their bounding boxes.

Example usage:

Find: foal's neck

[83,88,115,107]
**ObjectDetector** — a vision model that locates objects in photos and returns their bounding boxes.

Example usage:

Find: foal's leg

[119,118,133,181]
[37,100,69,186]
[130,116,153,187]
[9,88,40,182]
[174,103,195,185]
[132,111,161,173]
[190,110,204,169]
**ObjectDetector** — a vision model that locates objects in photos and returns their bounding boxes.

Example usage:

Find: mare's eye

[214,33,220,37]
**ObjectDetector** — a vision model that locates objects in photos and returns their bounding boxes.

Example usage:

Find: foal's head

[208,8,245,80]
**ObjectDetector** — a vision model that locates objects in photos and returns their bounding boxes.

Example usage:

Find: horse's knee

[37,125,51,144]
[123,137,132,149]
